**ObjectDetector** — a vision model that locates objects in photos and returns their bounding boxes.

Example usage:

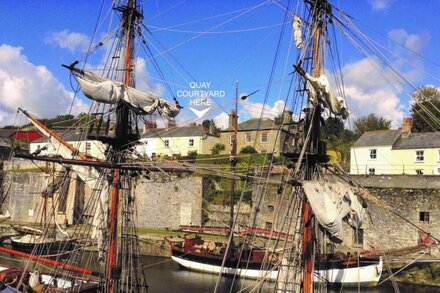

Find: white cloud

[213,112,229,130]
[388,29,430,54]
[45,30,90,53]
[0,44,86,126]
[338,27,431,128]
[134,57,164,96]
[241,98,285,120]
[367,0,396,10]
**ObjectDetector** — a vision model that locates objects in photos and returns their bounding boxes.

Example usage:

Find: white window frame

[230,134,236,145]
[369,149,377,160]
[86,142,91,151]
[368,168,375,175]
[438,150,440,162]
[164,139,169,147]
[416,150,424,162]
[416,169,424,175]
[188,138,194,147]
[245,132,252,143]
[260,132,268,143]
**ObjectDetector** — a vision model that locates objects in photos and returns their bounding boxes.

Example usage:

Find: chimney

[228,111,237,130]
[282,109,293,125]
[167,119,177,129]
[209,120,216,134]
[401,117,412,134]
[143,120,157,132]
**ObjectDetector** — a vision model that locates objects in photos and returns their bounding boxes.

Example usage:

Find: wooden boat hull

[314,257,383,288]
[170,252,278,281]
[0,265,98,292]
[10,237,75,254]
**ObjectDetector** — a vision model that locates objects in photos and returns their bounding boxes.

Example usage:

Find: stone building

[250,170,440,254]
[5,161,204,229]
[202,109,296,155]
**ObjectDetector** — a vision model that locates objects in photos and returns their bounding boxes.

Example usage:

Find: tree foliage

[410,86,440,133]
[239,146,257,154]
[353,114,391,135]
[210,143,225,155]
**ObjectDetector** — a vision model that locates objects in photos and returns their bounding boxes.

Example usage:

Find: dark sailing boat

[0,0,180,292]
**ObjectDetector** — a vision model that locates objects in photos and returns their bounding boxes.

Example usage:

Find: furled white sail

[303,72,349,119]
[303,181,365,243]
[74,70,180,117]
[292,15,303,48]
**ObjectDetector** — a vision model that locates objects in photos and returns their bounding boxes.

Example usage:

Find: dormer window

[369,149,377,160]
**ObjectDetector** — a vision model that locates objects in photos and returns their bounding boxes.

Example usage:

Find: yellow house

[138,126,207,157]
[350,118,440,175]
[391,132,440,175]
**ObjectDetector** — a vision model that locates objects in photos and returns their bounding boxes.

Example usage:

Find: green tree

[410,86,440,133]
[239,146,257,154]
[354,114,391,135]
[322,117,344,141]
[210,143,225,155]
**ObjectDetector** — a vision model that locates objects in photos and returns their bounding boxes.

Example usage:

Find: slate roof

[353,130,401,148]
[32,132,90,143]
[222,118,276,132]
[392,132,440,150]
[0,129,16,138]
[141,126,206,138]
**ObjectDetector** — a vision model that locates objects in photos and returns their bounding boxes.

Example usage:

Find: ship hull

[170,254,278,280]
[314,257,383,288]
[10,237,75,254]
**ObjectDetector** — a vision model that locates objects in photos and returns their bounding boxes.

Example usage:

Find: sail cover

[74,71,180,117]
[302,181,365,243]
[300,71,349,119]
[292,15,303,48]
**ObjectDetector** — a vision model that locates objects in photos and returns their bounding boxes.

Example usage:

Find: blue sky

[0,0,439,129]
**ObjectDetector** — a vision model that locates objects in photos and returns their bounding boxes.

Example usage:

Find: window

[245,132,252,143]
[164,139,169,147]
[369,149,377,160]
[353,228,364,246]
[230,134,236,145]
[416,169,424,175]
[86,142,91,151]
[438,150,440,162]
[416,150,424,162]
[368,168,375,175]
[37,145,40,150]
[189,139,194,147]
[265,222,273,230]
[420,212,430,223]
[268,205,274,212]
[260,132,268,143]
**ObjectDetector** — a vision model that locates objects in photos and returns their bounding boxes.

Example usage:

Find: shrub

[210,143,225,155]
[239,146,257,154]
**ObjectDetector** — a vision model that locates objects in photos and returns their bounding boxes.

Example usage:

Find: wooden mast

[302,1,325,292]
[229,81,238,238]
[107,0,137,291]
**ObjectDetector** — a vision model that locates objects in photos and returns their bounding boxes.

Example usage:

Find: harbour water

[0,252,436,292]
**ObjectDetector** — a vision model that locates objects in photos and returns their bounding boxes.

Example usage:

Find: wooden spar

[106,1,136,291]
[302,5,323,293]
[0,246,101,277]
[18,108,89,161]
